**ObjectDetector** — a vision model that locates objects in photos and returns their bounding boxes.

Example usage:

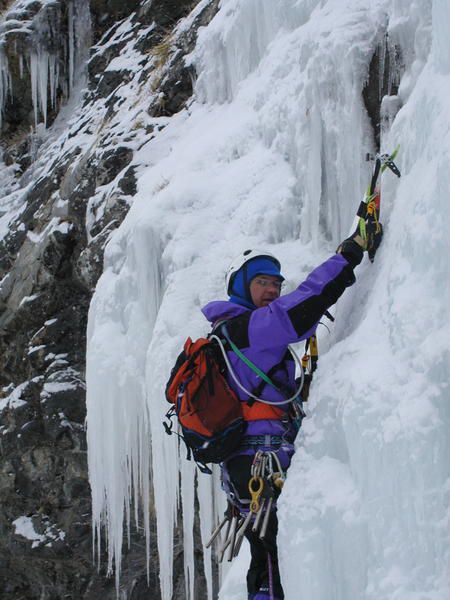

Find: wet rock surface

[0,0,219,597]
[362,32,402,151]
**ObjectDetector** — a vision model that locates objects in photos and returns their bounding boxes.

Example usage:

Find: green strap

[221,324,280,392]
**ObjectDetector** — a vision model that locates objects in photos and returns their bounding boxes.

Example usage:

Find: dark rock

[96,146,134,187]
[88,194,130,239]
[73,231,109,291]
[147,0,220,117]
[97,69,132,98]
[90,0,141,37]
[362,33,403,151]
[137,0,197,28]
[88,27,134,83]
[118,165,137,196]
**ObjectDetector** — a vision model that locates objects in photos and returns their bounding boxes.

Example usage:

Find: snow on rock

[13,516,47,548]
[86,0,450,599]
[13,515,66,549]
[0,381,28,411]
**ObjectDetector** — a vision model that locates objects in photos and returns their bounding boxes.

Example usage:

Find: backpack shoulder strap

[220,323,281,393]
[214,323,303,406]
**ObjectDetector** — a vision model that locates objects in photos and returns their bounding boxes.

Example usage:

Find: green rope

[221,327,280,392]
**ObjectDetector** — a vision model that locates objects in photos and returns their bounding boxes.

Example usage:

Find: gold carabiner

[248,476,264,513]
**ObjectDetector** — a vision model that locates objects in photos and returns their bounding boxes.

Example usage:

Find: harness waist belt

[240,435,283,448]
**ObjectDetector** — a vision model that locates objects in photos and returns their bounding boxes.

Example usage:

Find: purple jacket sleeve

[247,254,356,349]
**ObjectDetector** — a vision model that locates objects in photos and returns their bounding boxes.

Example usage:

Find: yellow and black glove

[366,222,383,262]
[336,231,364,267]
[337,223,383,266]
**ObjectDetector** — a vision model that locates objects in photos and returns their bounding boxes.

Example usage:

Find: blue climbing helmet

[225,249,284,307]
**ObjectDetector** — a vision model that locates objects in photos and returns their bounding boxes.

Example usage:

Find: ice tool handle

[358,146,401,262]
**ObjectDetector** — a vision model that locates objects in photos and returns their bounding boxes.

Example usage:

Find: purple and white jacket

[202,253,357,466]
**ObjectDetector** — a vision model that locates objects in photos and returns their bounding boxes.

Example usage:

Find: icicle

[74,0,92,81]
[87,226,161,596]
[388,41,402,97]
[29,51,51,127]
[198,467,226,600]
[29,53,40,128]
[378,34,387,100]
[68,1,75,94]
[181,463,196,600]
[0,46,11,129]
[48,53,58,109]
[39,51,49,126]
[65,0,92,98]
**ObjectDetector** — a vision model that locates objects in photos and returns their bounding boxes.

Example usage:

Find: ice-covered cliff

[86,0,450,599]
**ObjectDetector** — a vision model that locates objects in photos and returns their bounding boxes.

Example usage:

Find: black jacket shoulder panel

[219,312,251,350]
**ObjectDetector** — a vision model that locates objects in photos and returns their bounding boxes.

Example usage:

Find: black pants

[225,455,284,599]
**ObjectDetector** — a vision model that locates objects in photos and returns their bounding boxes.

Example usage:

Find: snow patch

[0,382,29,411]
[13,515,66,549]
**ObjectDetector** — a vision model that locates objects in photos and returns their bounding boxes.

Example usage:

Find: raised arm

[240,250,360,349]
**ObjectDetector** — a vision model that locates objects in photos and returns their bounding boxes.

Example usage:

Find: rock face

[362,33,402,151]
[0,0,219,598]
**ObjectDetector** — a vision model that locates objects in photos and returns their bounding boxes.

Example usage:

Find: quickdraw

[249,476,264,513]
[301,310,335,403]
[301,333,318,403]
[206,450,287,562]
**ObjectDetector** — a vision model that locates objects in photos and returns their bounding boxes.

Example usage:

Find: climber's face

[249,275,282,308]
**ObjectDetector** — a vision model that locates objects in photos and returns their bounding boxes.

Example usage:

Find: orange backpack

[164,336,246,472]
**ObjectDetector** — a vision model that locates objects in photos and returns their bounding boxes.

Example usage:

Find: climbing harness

[357,146,401,261]
[206,450,286,562]
[209,309,344,581]
[164,315,305,473]
[240,435,284,448]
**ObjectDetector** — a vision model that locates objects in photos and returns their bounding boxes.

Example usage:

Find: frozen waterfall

[0,0,91,128]
[86,0,450,599]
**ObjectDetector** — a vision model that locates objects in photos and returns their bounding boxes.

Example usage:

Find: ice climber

[201,231,379,600]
